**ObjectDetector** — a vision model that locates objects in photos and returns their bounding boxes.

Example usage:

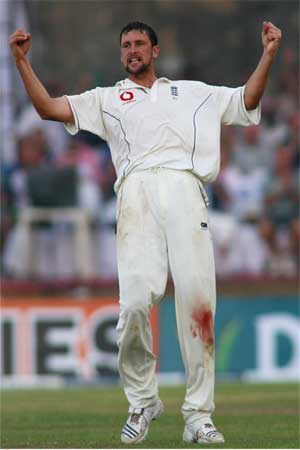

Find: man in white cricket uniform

[10,20,282,445]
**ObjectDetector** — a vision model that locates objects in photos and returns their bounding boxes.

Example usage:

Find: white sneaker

[183,421,225,444]
[121,399,164,444]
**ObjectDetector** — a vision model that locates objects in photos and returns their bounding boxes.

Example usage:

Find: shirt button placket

[150,82,158,103]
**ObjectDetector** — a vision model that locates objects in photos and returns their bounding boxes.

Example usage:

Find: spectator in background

[16,80,70,156]
[258,144,299,276]
[288,110,299,168]
[216,140,267,223]
[2,128,50,276]
[56,136,119,279]
[211,142,269,276]
[157,27,186,79]
[0,182,15,271]
[277,46,299,103]
[8,129,49,208]
[55,136,103,219]
[233,124,273,172]
[259,96,290,157]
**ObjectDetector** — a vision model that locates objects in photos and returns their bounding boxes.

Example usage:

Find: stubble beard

[126,61,151,76]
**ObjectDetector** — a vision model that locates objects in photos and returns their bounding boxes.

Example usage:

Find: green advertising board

[159,296,299,381]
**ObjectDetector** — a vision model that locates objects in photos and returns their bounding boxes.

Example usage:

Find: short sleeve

[212,85,261,126]
[64,87,107,140]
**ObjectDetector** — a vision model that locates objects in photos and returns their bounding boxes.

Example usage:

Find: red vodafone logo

[120,91,134,102]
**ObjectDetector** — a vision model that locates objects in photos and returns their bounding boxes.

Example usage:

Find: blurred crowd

[1,45,299,280]
[209,46,299,278]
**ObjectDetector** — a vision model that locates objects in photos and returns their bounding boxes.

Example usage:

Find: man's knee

[116,301,150,338]
[120,301,150,323]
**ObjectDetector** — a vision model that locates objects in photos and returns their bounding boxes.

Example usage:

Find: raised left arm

[244,21,282,110]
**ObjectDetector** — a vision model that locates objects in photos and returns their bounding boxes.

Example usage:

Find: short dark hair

[120,22,158,46]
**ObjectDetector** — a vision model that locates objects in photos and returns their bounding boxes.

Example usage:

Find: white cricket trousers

[116,168,216,426]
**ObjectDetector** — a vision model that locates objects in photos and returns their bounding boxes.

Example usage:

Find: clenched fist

[10,29,32,61]
[262,21,282,58]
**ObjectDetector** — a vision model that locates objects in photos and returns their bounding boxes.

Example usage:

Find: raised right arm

[10,29,74,123]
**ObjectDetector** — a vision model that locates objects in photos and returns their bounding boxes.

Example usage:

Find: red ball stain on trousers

[191,308,214,346]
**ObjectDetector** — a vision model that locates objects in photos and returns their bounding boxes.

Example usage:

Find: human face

[120,30,159,75]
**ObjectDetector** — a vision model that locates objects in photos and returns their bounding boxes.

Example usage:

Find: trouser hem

[182,410,212,426]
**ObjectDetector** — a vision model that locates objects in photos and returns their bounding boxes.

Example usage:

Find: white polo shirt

[64,77,260,192]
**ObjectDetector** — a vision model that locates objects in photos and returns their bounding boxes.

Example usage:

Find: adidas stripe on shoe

[183,421,225,444]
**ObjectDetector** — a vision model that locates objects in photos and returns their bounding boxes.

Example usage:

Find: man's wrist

[15,54,29,66]
[263,47,277,59]
[261,49,275,65]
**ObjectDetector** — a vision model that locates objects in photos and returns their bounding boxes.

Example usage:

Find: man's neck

[128,73,157,89]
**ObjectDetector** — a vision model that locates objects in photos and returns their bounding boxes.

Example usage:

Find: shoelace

[129,408,144,425]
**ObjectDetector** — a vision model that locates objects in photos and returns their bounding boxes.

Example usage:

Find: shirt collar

[116,77,172,89]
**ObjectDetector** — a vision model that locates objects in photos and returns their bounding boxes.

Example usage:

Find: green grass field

[1,383,299,448]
